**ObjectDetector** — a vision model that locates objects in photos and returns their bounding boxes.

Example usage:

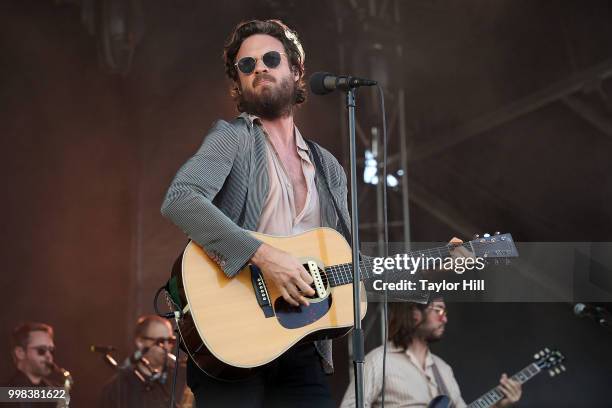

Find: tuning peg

[549,370,555,377]
[560,365,566,371]
[495,231,501,235]
[555,367,561,374]
[473,234,480,239]
[483,233,491,238]
[534,353,540,359]
[545,347,550,353]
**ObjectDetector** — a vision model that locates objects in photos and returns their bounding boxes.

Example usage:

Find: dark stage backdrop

[1,1,611,407]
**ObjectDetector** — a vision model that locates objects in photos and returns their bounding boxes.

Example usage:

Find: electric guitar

[428,348,566,408]
[166,227,518,380]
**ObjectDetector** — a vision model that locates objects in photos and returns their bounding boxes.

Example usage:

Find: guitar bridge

[249,264,274,318]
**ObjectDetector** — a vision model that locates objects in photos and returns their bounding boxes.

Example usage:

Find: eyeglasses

[235,51,286,75]
[141,336,177,346]
[429,305,448,318]
[29,346,55,356]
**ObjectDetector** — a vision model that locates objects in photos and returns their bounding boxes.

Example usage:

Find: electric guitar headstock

[533,347,566,377]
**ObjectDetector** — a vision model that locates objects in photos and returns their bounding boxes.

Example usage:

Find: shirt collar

[387,342,434,368]
[406,347,434,369]
[241,113,309,153]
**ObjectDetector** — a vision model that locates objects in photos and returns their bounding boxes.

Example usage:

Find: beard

[417,324,445,344]
[239,74,297,119]
[27,360,52,378]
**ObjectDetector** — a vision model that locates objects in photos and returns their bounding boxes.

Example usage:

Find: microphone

[90,345,117,353]
[574,303,610,326]
[130,346,150,364]
[309,72,377,95]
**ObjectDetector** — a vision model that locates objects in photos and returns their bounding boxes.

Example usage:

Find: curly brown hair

[223,19,307,112]
[388,302,430,350]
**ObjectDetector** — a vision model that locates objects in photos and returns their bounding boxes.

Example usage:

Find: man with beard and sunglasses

[2,322,57,408]
[161,19,351,408]
[340,300,523,408]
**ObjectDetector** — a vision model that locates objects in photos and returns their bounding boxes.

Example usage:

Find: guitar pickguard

[274,295,333,329]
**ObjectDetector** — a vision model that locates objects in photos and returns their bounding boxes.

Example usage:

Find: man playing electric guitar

[340,299,523,408]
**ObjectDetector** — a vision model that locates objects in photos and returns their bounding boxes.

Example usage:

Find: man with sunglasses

[98,315,187,408]
[3,322,57,408]
[340,300,523,407]
[161,18,354,408]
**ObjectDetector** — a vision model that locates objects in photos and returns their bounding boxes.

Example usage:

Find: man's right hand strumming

[251,243,315,307]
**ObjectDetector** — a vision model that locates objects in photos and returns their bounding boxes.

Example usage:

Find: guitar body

[171,227,368,381]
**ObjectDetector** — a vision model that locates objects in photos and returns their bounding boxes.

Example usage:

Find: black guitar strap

[432,362,454,408]
[305,139,352,242]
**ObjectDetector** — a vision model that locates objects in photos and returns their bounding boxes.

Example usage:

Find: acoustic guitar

[166,227,518,380]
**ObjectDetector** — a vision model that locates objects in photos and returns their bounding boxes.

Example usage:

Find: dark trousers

[188,343,334,408]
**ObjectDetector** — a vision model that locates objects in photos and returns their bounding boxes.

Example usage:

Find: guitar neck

[468,363,541,408]
[326,245,465,287]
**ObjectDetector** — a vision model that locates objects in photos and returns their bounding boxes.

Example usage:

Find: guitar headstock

[467,232,519,259]
[534,347,566,377]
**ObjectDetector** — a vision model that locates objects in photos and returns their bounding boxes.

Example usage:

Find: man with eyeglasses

[98,314,187,408]
[161,19,351,408]
[3,322,57,408]
[340,300,523,407]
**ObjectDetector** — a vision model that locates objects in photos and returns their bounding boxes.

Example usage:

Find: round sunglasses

[235,51,286,75]
[29,345,55,356]
[141,335,177,346]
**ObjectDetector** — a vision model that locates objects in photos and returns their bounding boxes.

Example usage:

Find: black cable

[154,285,182,407]
[377,83,390,408]
[154,286,166,316]
[155,285,178,319]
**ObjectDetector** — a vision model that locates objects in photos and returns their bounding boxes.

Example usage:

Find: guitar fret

[513,366,535,384]
[468,363,543,408]
[325,238,514,288]
[527,364,540,376]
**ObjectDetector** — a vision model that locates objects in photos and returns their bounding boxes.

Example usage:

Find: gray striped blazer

[161,113,350,373]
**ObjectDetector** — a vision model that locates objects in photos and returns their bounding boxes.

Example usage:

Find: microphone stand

[346,88,365,408]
